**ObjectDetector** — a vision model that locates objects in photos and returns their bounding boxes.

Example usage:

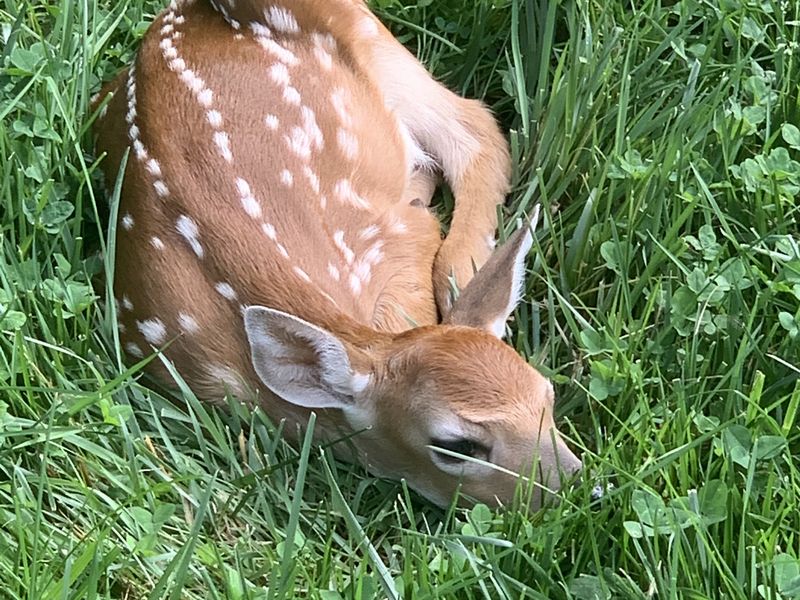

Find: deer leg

[356,34,511,315]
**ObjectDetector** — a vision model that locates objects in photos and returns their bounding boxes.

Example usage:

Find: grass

[1,0,799,597]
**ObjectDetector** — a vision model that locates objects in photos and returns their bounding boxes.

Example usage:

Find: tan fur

[92,0,579,508]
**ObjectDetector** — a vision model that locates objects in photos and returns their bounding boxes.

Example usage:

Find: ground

[1,0,799,598]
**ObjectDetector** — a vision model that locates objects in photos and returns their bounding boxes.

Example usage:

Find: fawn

[92,0,583,508]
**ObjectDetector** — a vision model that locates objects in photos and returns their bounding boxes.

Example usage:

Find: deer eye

[430,438,491,463]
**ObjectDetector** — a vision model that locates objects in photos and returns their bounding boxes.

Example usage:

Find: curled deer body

[93,0,583,507]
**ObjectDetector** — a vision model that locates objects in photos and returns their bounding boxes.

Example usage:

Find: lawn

[1,0,799,597]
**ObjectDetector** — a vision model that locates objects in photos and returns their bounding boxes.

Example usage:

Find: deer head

[245,224,582,507]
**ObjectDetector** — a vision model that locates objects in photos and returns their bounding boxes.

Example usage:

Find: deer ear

[244,307,369,409]
[445,209,539,338]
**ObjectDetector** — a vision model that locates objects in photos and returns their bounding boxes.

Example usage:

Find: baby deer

[92,0,583,507]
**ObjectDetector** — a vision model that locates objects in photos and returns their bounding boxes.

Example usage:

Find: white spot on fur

[214,131,233,162]
[349,273,362,296]
[337,128,359,160]
[168,58,186,72]
[285,126,312,160]
[151,237,166,250]
[359,225,380,240]
[122,295,134,311]
[353,260,371,285]
[215,282,238,301]
[283,86,301,106]
[207,110,223,128]
[178,312,200,335]
[280,169,294,187]
[122,214,134,230]
[176,215,204,258]
[293,266,312,283]
[334,179,370,210]
[362,240,385,267]
[250,21,272,38]
[327,263,340,281]
[302,166,320,194]
[262,223,277,240]
[386,214,408,235]
[197,88,214,107]
[153,180,170,198]
[313,44,333,71]
[269,63,290,87]
[133,141,148,161]
[236,177,262,218]
[301,106,324,151]
[265,5,300,34]
[125,342,144,358]
[330,88,352,127]
[137,318,167,345]
[265,114,279,130]
[276,244,290,259]
[180,69,206,94]
[256,37,299,66]
[333,231,355,265]
[146,159,162,177]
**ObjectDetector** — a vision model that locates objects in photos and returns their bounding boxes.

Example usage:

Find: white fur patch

[269,63,290,87]
[137,318,167,345]
[265,6,300,34]
[265,114,280,130]
[333,179,370,210]
[283,86,301,106]
[359,225,380,240]
[236,177,262,218]
[125,342,144,358]
[337,128,359,161]
[215,282,238,301]
[178,312,201,335]
[302,166,320,194]
[121,214,134,230]
[262,223,277,241]
[214,131,233,162]
[330,88,353,127]
[256,37,299,66]
[327,263,341,281]
[153,180,170,198]
[176,215,204,258]
[145,159,162,177]
[293,266,312,283]
[333,231,355,265]
[207,110,223,128]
